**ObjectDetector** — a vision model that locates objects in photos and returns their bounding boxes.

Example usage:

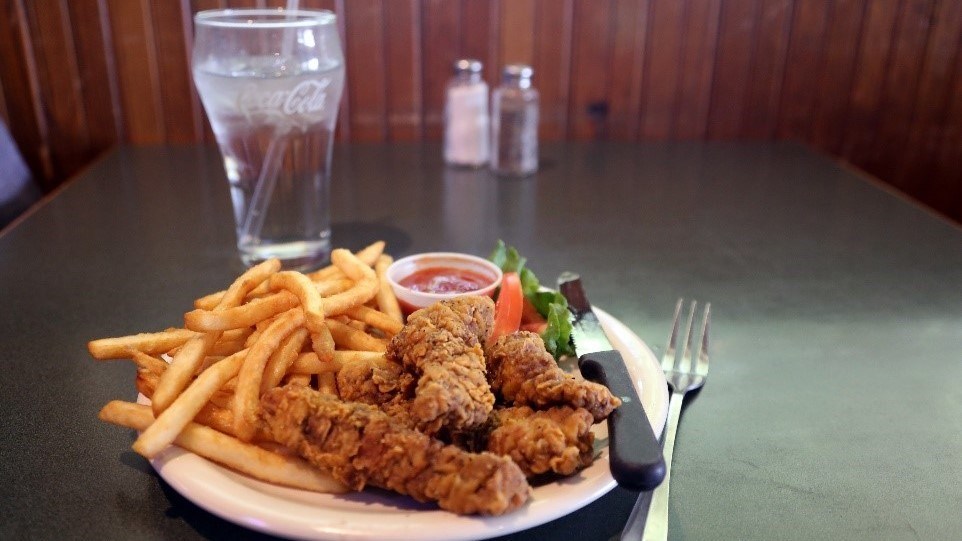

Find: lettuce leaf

[540,300,577,359]
[489,240,575,360]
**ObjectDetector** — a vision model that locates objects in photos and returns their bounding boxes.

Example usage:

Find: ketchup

[398,267,492,294]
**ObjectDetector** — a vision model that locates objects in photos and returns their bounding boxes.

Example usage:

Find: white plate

[148,308,669,541]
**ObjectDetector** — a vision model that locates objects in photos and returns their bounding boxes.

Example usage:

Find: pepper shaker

[491,64,538,177]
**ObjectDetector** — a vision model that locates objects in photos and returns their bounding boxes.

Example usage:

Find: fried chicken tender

[260,385,530,515]
[386,296,496,435]
[486,331,621,422]
[336,355,414,405]
[487,406,596,477]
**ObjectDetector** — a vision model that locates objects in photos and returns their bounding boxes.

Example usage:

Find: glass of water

[192,9,345,270]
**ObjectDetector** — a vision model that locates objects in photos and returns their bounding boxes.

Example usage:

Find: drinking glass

[192,9,345,270]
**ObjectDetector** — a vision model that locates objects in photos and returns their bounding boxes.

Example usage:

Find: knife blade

[558,272,666,491]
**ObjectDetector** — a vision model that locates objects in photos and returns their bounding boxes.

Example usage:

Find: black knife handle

[579,349,666,491]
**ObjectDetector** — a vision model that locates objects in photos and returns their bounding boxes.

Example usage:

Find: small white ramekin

[386,252,503,314]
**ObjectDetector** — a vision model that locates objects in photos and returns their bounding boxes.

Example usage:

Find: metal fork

[621,299,711,541]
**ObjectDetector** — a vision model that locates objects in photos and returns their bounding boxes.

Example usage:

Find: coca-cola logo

[237,78,332,122]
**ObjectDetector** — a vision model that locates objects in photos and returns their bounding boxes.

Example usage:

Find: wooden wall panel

[843,1,901,167]
[499,0,534,68]
[384,0,422,141]
[777,0,830,141]
[926,3,962,217]
[869,0,936,185]
[344,0,387,142]
[25,0,90,178]
[707,0,758,139]
[809,0,866,155]
[0,0,52,185]
[898,0,962,197]
[533,0,573,140]
[740,0,792,138]
[567,0,613,140]
[67,0,124,150]
[640,0,686,140]
[420,0,460,139]
[674,0,721,140]
[0,76,7,124]
[2,0,962,223]
[606,0,647,141]
[106,0,165,144]
[460,0,499,87]
[150,0,202,144]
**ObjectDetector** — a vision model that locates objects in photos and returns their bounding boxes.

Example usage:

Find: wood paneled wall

[2,0,962,222]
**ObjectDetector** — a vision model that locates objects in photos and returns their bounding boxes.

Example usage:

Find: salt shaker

[444,59,490,167]
[491,64,538,176]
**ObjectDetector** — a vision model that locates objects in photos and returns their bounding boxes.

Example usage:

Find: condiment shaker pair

[443,60,538,177]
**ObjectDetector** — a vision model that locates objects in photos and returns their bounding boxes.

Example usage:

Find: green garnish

[489,240,576,360]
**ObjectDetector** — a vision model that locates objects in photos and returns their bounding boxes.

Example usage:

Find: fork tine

[678,300,698,372]
[661,299,684,371]
[695,303,711,376]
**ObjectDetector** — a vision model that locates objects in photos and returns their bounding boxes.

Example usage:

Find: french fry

[233,308,306,442]
[344,305,403,336]
[207,328,251,356]
[192,402,237,437]
[261,327,310,393]
[192,260,281,311]
[289,352,333,374]
[374,254,404,324]
[346,319,367,332]
[196,355,224,374]
[286,350,384,375]
[153,260,280,415]
[133,349,248,458]
[221,327,253,341]
[88,328,200,360]
[188,278,357,332]
[206,387,236,411]
[208,338,247,356]
[100,401,346,493]
[244,326,265,348]
[307,240,384,282]
[185,291,299,332]
[325,319,387,352]
[317,372,337,396]
[323,249,379,316]
[285,373,313,387]
[136,368,159,398]
[130,351,168,375]
[310,323,335,364]
[192,243,383,310]
[221,259,282,306]
[269,271,326,334]
[333,350,389,366]
[151,333,220,415]
[315,277,354,297]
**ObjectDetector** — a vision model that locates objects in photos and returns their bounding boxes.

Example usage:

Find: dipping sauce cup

[386,252,502,314]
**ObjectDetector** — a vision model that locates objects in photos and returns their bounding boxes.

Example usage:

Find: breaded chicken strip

[260,385,529,515]
[487,406,596,477]
[386,296,496,434]
[336,355,414,405]
[486,331,621,422]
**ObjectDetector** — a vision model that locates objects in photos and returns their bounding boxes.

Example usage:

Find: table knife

[558,273,666,491]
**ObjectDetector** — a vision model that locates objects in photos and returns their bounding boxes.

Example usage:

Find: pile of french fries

[89,241,403,493]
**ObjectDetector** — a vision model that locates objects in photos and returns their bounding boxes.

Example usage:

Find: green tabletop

[1,142,960,540]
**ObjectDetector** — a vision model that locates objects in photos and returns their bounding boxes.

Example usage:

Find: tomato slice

[490,272,523,344]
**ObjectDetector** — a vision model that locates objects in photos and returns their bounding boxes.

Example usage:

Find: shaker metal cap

[503,64,533,79]
[454,58,483,74]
